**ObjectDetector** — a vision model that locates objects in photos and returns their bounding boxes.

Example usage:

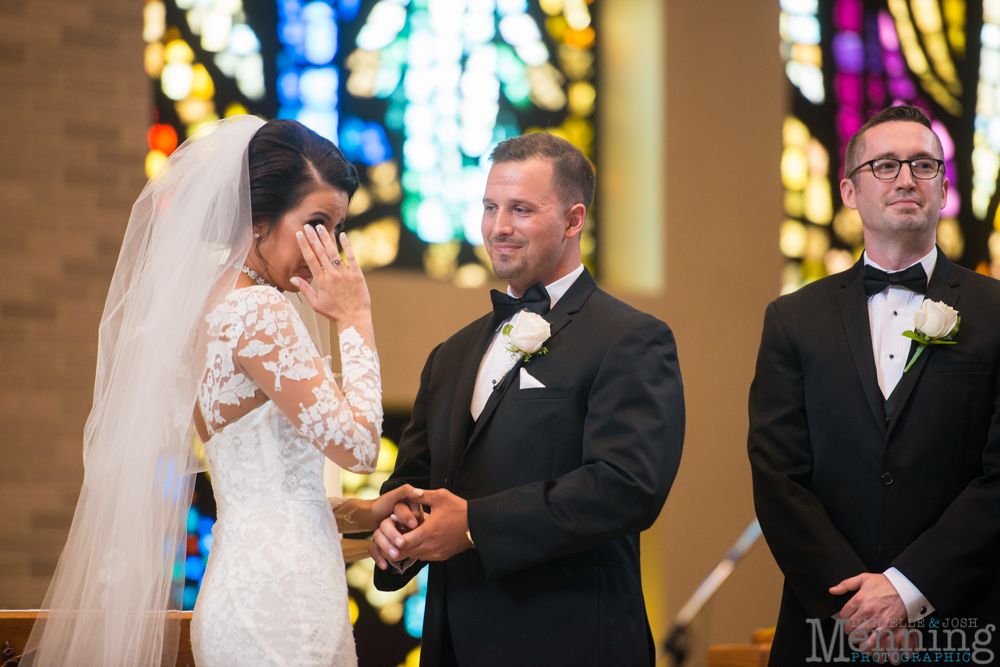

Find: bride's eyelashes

[333,223,345,253]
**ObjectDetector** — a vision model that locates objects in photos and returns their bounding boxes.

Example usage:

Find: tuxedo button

[882,472,894,485]
[920,606,928,615]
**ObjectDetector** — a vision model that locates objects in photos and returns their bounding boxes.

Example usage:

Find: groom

[369,133,685,666]
[749,105,1000,664]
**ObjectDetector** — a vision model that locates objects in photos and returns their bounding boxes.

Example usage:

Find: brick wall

[0,0,148,607]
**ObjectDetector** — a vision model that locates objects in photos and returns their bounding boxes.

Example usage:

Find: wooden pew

[0,611,195,667]
[706,627,774,667]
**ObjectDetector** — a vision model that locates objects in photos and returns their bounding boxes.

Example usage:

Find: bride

[21,115,420,667]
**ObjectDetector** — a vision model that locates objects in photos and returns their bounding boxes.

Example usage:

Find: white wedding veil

[21,114,267,667]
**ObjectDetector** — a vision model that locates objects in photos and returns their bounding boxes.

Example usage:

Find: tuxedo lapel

[839,261,888,435]
[447,314,501,477]
[466,351,525,448]
[463,269,597,454]
[884,251,961,442]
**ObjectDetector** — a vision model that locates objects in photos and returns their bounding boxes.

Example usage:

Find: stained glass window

[778,0,1000,294]
[180,468,217,611]
[143,0,599,287]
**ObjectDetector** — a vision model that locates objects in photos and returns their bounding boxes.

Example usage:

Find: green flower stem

[903,344,926,373]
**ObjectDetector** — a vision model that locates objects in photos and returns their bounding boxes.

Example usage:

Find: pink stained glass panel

[878,11,899,51]
[866,75,886,106]
[835,73,865,107]
[887,76,916,99]
[833,0,863,32]
[837,107,864,140]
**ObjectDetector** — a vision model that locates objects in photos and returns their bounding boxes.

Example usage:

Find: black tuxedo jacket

[374,269,685,667]
[748,252,1000,664]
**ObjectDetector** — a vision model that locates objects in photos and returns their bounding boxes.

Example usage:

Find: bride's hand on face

[292,225,373,338]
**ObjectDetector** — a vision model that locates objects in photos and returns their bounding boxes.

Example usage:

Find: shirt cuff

[388,557,417,575]
[884,567,934,621]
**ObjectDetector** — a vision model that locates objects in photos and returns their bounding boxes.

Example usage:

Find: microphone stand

[658,519,762,666]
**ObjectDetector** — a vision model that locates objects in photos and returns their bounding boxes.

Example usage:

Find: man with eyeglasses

[750,105,1000,664]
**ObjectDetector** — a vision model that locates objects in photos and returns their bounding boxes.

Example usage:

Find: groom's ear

[840,177,859,210]
[564,203,586,239]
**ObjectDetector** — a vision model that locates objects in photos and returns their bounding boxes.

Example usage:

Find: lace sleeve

[234,287,382,473]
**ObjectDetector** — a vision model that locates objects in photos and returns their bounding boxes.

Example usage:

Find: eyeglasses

[850,158,944,181]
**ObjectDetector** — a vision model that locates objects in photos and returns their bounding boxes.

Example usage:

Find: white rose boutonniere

[503,311,551,363]
[902,299,960,372]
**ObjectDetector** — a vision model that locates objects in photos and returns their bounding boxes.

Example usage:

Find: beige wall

[0,0,149,607]
[0,0,787,655]
[656,0,786,652]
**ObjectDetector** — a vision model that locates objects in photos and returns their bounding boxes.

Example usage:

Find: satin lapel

[465,353,523,449]
[839,263,888,435]
[884,254,960,442]
[447,314,500,477]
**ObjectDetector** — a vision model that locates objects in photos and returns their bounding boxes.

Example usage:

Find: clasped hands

[830,573,911,663]
[366,486,474,571]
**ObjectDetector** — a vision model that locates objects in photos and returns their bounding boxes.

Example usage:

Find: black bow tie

[491,282,551,321]
[862,263,928,296]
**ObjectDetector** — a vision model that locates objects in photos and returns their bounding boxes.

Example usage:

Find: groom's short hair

[490,132,596,212]
[844,105,942,180]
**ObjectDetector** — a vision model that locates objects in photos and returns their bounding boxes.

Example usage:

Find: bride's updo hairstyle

[247,119,359,253]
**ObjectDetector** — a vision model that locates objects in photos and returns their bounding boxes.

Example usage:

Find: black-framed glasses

[850,158,944,181]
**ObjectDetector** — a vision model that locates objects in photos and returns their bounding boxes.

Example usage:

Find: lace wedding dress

[190,284,382,667]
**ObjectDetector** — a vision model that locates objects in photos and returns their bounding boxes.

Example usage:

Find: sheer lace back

[198,285,381,473]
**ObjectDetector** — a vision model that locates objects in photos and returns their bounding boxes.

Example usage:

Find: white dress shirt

[865,248,938,399]
[864,247,937,622]
[470,264,585,420]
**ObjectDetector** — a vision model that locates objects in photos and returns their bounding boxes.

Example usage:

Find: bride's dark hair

[247,119,359,260]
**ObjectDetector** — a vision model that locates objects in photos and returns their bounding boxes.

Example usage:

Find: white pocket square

[519,367,546,389]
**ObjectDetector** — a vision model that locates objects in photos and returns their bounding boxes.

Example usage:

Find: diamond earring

[253,232,260,239]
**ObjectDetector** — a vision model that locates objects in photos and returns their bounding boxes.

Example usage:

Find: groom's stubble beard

[487,237,529,281]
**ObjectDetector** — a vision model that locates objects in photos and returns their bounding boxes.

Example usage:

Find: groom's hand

[369,537,408,571]
[369,507,424,570]
[832,573,907,651]
[390,499,424,531]
[368,488,426,570]
[367,485,422,531]
[393,489,473,562]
